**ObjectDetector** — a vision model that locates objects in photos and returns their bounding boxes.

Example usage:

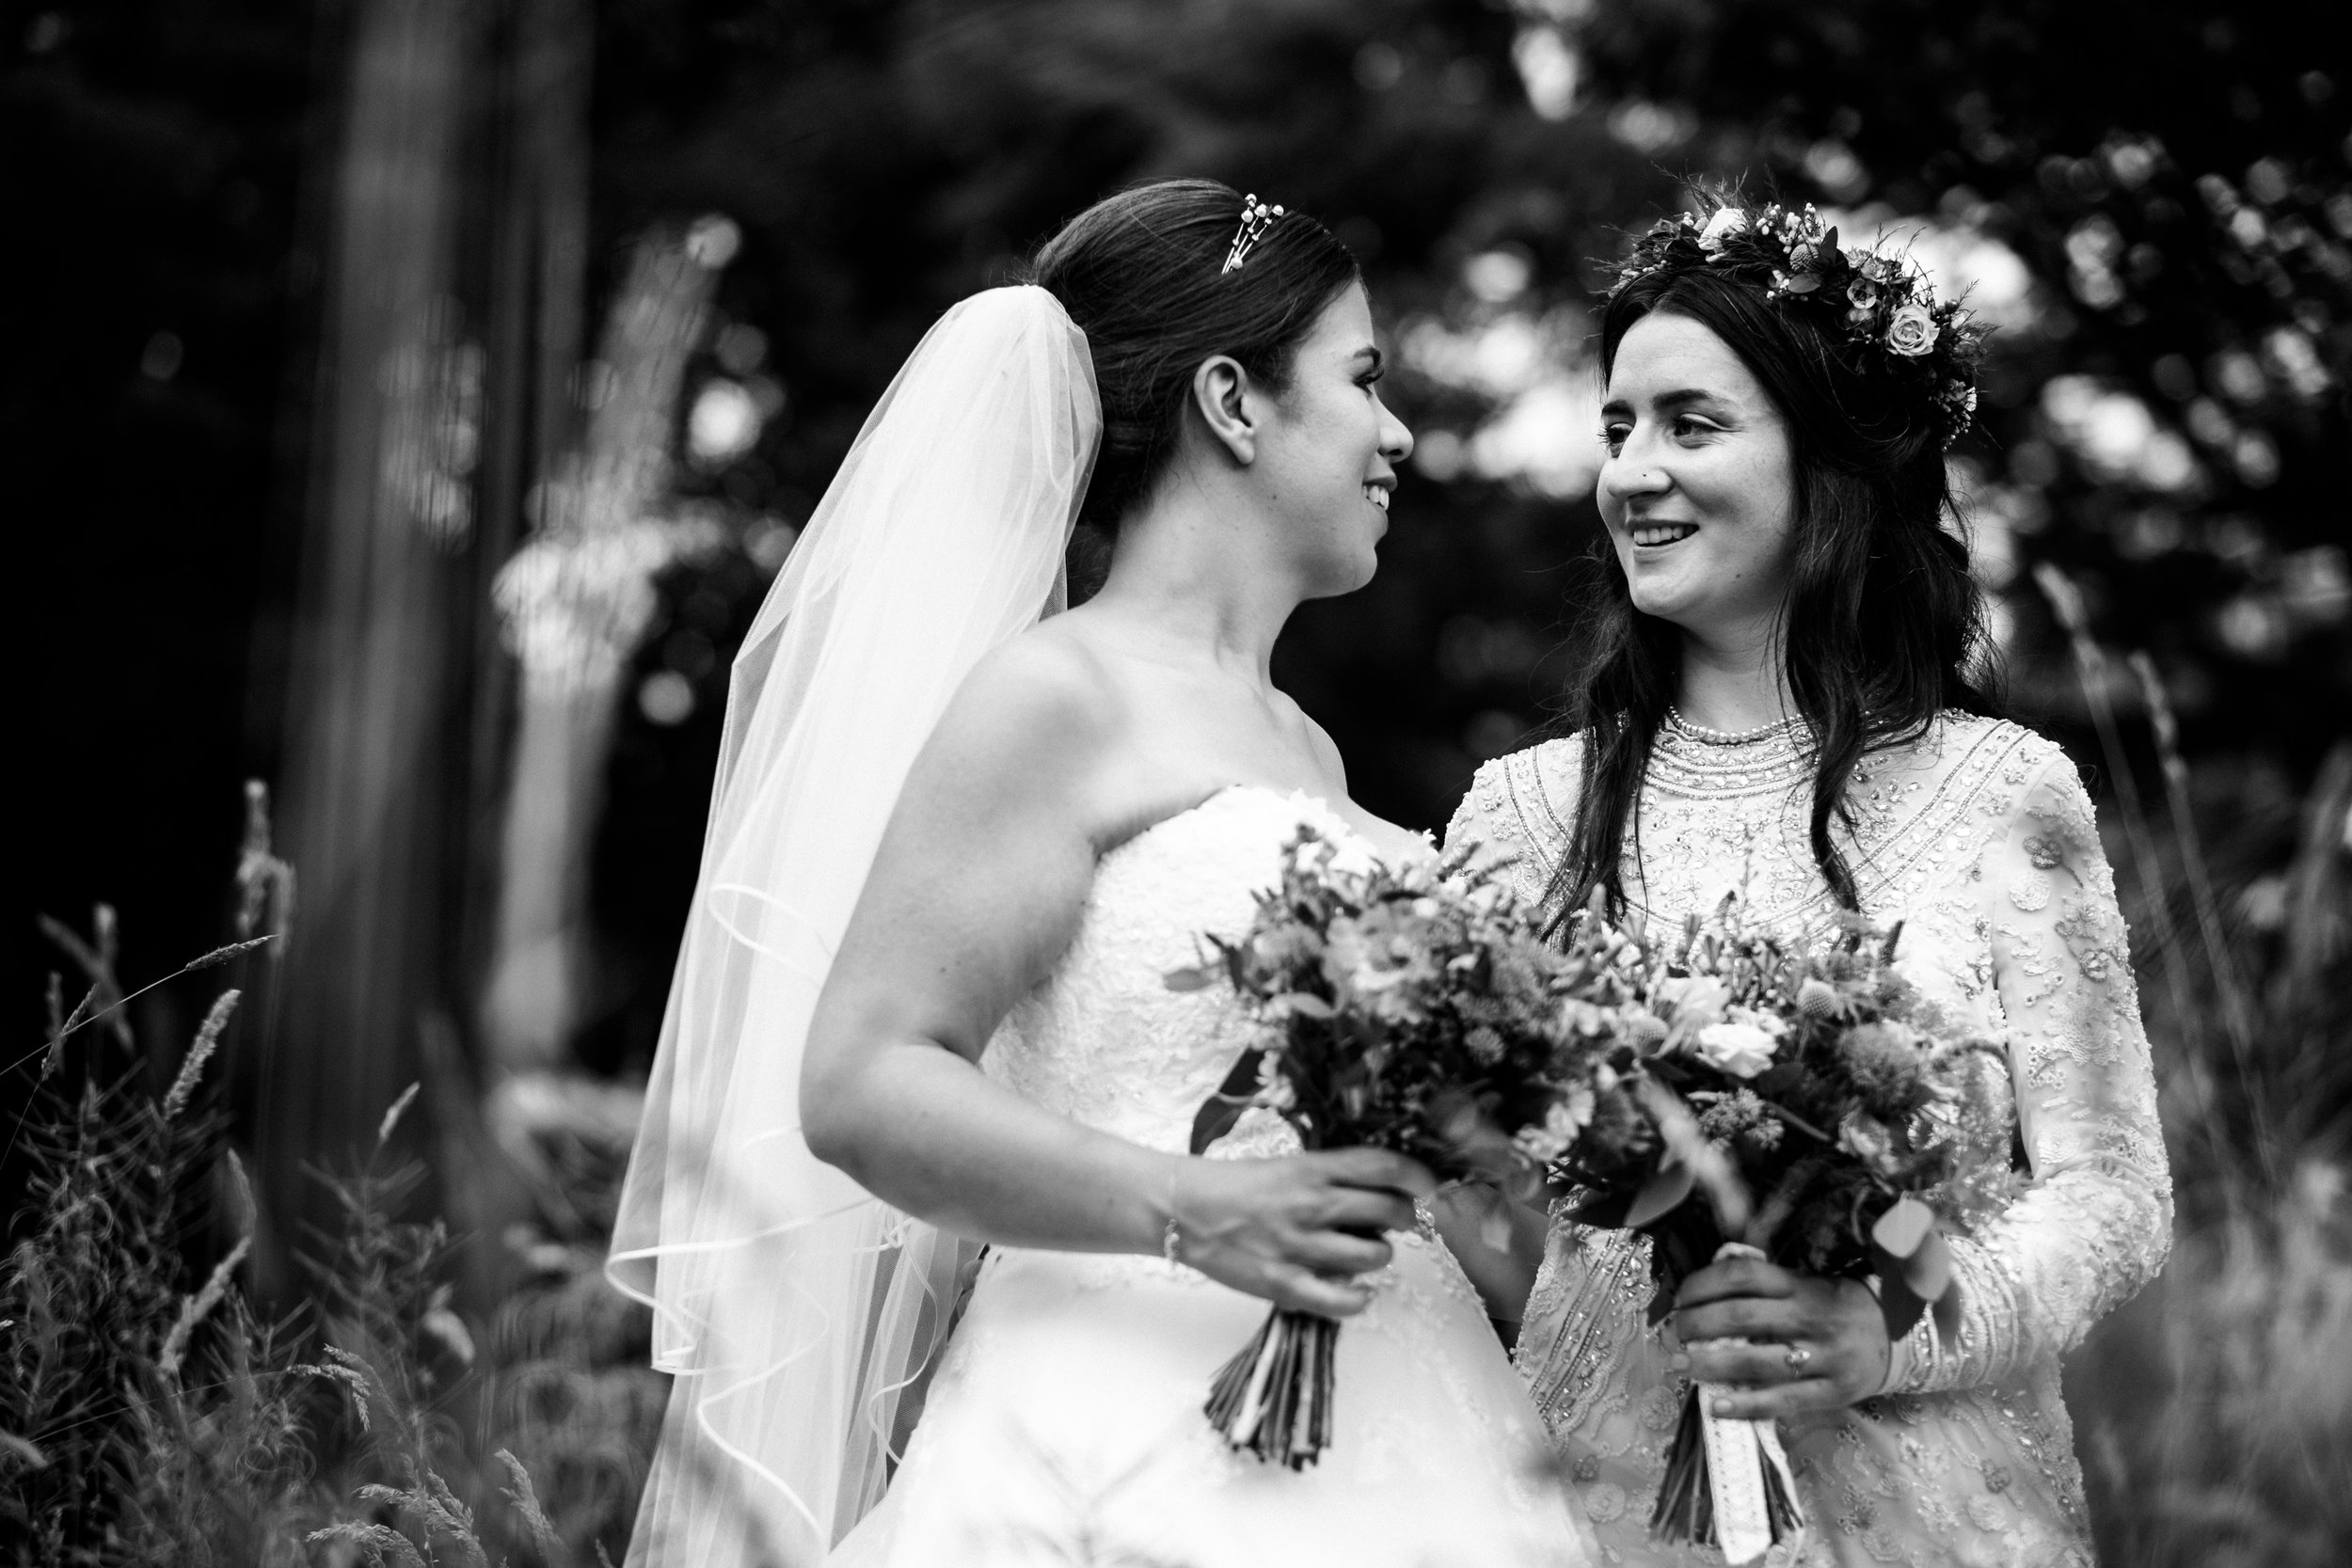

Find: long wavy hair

[1548,220,2002,923]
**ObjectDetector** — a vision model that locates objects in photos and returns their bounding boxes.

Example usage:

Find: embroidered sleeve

[1444,753,1550,909]
[1889,751,2174,1393]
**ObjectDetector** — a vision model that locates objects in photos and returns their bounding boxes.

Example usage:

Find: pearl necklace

[1665,705,1799,747]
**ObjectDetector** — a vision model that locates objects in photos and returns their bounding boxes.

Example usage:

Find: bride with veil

[609,181,1589,1566]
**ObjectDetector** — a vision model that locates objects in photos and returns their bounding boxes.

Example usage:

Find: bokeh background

[8,3,2349,1562]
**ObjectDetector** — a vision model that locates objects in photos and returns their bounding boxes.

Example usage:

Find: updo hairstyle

[1026,180,1361,540]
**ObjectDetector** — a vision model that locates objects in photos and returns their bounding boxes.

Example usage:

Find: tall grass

[2038,567,2352,1566]
[4,800,661,1566]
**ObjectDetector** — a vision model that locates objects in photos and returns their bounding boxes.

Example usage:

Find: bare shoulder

[1296,708,1350,784]
[903,621,1130,847]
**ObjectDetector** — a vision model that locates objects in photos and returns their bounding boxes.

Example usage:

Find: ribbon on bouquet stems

[1202,1306,1338,1469]
[1650,1243,1807,1564]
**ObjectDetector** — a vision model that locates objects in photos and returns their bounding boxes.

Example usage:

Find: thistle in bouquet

[1165,827,1625,1468]
[1551,898,2022,1560]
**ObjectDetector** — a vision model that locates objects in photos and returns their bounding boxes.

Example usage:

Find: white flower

[1697,208,1748,255]
[1885,303,1940,357]
[1512,1087,1597,1164]
[1657,975,1730,1027]
[1694,1020,1782,1078]
[1323,836,1381,879]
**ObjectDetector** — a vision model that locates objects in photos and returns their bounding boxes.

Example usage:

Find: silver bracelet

[1162,1161,1184,1263]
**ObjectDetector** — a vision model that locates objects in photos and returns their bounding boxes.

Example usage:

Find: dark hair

[1025,180,1361,537]
[1549,221,2002,922]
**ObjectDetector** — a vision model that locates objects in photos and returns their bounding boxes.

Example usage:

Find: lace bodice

[855,784,1591,1568]
[981,785,1374,1153]
[1448,713,2173,1568]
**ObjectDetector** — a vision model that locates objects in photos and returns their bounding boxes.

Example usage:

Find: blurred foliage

[5,899,660,1566]
[1562,0,2352,753]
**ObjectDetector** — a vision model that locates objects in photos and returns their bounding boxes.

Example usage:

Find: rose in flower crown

[1614,200,1985,448]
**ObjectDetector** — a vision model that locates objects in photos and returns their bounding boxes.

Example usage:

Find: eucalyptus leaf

[1625,1160,1696,1229]
[1870,1195,1936,1259]
[1188,1047,1266,1156]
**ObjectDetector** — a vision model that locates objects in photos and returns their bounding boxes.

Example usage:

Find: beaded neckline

[1650,712,1812,800]
[1663,706,1801,747]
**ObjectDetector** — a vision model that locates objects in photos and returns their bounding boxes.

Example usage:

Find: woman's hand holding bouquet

[1167,828,1620,1468]
[1548,898,2022,1561]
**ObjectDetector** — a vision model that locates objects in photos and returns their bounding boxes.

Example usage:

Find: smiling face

[1252,283,1414,595]
[1597,310,1800,647]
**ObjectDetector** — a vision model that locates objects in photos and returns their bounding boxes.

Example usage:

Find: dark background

[8,4,2351,1558]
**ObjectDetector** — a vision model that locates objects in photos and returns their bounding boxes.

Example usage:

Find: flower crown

[1611,202,1984,447]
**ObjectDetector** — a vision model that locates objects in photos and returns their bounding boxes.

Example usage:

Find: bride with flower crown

[608,181,1592,1568]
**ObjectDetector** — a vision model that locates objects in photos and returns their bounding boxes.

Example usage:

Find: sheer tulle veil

[608,285,1100,1565]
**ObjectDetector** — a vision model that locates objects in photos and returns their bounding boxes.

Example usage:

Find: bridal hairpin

[1222,194,1286,274]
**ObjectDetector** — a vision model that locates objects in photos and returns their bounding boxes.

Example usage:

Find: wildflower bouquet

[1551,903,2021,1562]
[1167,827,1629,1469]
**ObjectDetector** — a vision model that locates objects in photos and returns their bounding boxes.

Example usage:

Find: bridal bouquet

[1550,901,2021,1561]
[1166,827,1631,1468]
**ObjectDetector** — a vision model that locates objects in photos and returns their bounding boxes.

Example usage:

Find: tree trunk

[264,0,478,1282]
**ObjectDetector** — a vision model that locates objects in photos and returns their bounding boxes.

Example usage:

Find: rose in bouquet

[1166,827,1627,1468]
[1550,898,2021,1561]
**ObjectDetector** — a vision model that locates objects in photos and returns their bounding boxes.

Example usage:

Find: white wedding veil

[608,285,1100,1565]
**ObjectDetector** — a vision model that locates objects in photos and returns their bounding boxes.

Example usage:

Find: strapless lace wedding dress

[834,786,1592,1567]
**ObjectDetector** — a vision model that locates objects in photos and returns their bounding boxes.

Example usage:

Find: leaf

[1189,1048,1266,1156]
[1270,991,1334,1020]
[1870,1196,1936,1259]
[1164,964,1217,992]
[1876,1267,1929,1342]
[1931,1279,1963,1342]
[1632,1076,1750,1235]
[1749,1063,1805,1097]
[1899,1227,1953,1303]
[1624,1160,1695,1229]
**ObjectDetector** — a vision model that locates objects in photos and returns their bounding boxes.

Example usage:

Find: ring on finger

[1784,1343,1812,1371]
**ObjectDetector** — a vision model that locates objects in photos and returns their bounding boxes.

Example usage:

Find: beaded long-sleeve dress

[1446,713,2172,1568]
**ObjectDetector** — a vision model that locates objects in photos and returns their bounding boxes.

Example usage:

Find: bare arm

[802,634,1430,1316]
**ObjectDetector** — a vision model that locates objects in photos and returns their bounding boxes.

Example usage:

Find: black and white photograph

[8,3,2347,1565]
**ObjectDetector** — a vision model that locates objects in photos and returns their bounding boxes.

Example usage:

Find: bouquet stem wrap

[1652,1244,1806,1563]
[1202,1306,1337,1469]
